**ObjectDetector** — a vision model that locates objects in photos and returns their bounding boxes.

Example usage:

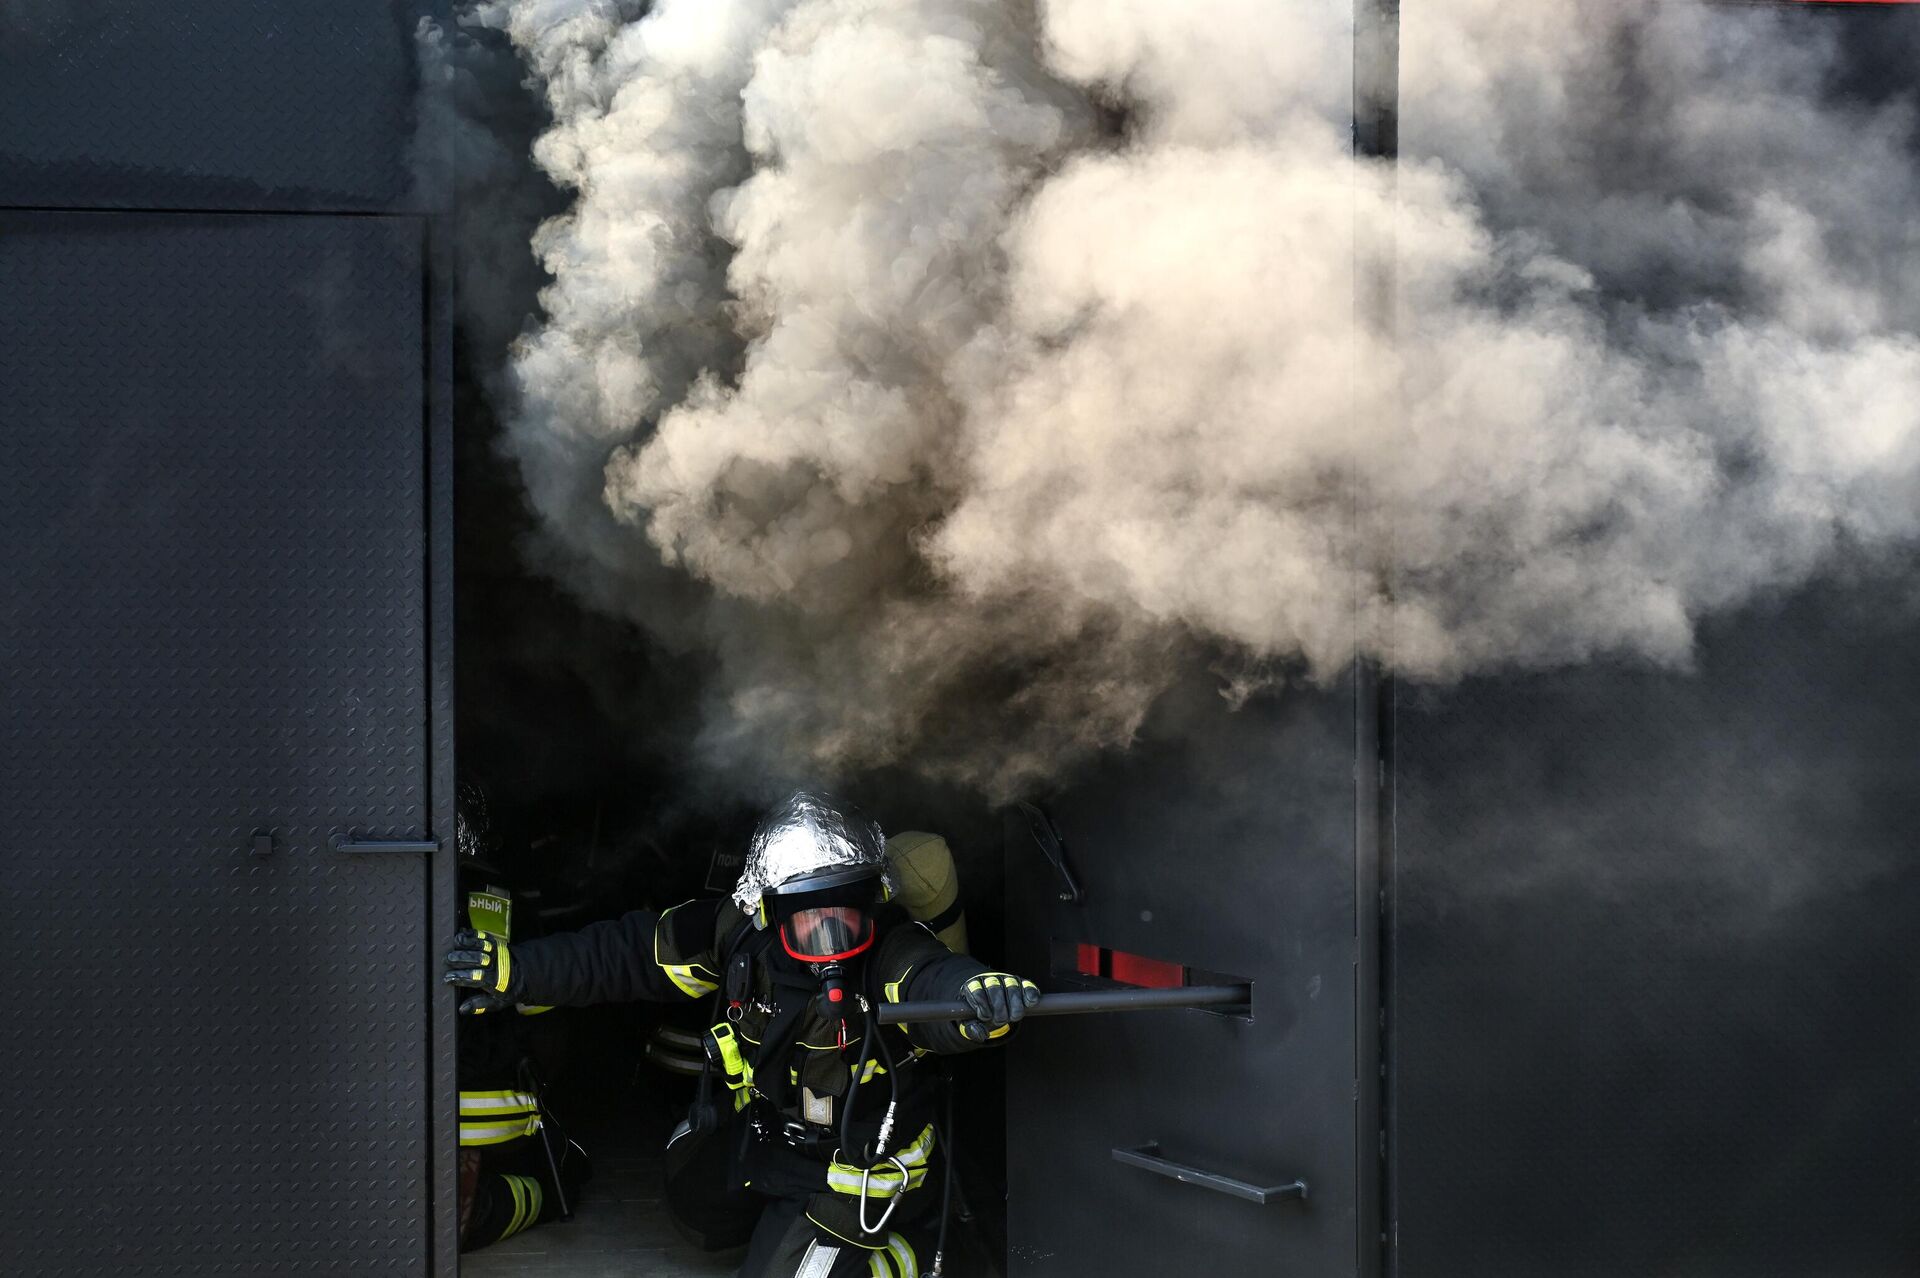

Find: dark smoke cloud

[436,0,1920,800]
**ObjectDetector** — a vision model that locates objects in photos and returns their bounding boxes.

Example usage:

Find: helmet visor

[779,906,876,962]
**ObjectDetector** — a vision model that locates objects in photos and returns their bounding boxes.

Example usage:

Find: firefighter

[454,882,592,1251]
[453,789,591,1253]
[444,790,1039,1278]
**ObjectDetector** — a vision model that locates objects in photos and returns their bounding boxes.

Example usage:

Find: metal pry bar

[875,983,1250,1025]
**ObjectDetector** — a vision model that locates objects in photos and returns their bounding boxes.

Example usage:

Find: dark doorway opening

[449,353,1012,1276]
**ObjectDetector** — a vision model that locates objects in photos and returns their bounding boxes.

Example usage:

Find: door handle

[1112,1142,1308,1205]
[330,833,439,854]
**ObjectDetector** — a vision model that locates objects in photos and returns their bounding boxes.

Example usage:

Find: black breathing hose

[839,999,876,1163]
[871,998,902,1137]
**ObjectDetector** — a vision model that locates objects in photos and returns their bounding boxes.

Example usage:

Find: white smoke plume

[464,0,1920,798]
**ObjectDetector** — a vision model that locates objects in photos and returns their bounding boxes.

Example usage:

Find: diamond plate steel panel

[1391,587,1920,1277]
[0,2,427,211]
[0,211,432,1275]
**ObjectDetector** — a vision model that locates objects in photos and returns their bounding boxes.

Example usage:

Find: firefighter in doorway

[444,790,1038,1278]
[453,789,591,1253]
[454,882,592,1251]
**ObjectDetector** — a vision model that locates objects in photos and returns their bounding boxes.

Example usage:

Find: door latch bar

[329,833,439,854]
[1112,1142,1308,1205]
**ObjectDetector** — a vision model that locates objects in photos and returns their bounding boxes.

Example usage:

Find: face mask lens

[780,906,874,961]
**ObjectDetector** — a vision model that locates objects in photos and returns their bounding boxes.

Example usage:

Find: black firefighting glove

[443,928,520,1015]
[959,971,1041,1042]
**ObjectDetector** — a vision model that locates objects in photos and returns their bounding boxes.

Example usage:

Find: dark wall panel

[1391,585,1920,1277]
[1005,673,1365,1276]
[0,212,435,1275]
[0,2,427,210]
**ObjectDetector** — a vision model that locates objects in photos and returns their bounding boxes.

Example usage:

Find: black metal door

[0,211,441,1274]
[1004,674,1366,1276]
[1390,585,1920,1276]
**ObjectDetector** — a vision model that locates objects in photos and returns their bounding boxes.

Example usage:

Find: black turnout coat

[509,898,997,1147]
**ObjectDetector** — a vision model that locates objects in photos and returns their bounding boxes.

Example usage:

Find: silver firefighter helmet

[733,790,894,923]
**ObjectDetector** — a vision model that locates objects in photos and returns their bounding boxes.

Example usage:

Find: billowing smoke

[449,0,1920,799]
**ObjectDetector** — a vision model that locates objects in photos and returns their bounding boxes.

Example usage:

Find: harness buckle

[858,1156,911,1235]
[783,1120,836,1150]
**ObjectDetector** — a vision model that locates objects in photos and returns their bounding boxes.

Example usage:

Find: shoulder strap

[718,914,771,1013]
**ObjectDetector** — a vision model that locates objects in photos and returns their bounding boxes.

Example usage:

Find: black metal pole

[519,1058,574,1222]
[874,983,1250,1026]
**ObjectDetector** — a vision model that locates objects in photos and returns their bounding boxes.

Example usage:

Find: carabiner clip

[858,1156,912,1235]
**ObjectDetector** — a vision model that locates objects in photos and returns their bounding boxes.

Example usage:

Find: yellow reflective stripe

[824,1163,927,1198]
[825,1126,935,1197]
[851,1058,888,1084]
[498,1175,521,1236]
[513,1176,533,1236]
[894,1124,935,1164]
[868,1249,893,1278]
[887,966,918,1036]
[988,1022,1013,1040]
[497,1172,544,1238]
[887,1232,919,1278]
[654,906,720,998]
[662,962,720,998]
[493,943,512,993]
[459,1113,543,1147]
[515,1176,545,1236]
[459,1090,539,1114]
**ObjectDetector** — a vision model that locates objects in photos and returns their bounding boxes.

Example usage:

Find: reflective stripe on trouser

[867,1233,919,1278]
[794,1238,841,1278]
[459,1090,542,1147]
[824,1124,934,1199]
[498,1173,544,1241]
[786,1232,915,1277]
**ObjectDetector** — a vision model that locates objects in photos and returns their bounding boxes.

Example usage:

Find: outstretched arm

[443,899,728,1012]
[877,923,1040,1053]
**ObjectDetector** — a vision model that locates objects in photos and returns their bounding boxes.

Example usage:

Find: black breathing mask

[763,864,885,965]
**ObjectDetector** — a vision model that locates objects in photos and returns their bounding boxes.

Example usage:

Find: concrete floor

[461,1111,740,1278]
